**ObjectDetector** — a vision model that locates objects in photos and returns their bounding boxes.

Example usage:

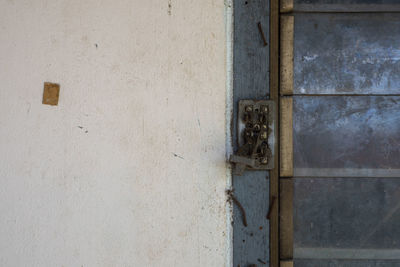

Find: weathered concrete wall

[0,1,229,266]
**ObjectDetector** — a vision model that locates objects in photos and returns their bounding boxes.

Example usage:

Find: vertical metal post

[270,0,280,266]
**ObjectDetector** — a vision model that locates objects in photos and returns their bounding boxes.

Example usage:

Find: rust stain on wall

[42,82,60,106]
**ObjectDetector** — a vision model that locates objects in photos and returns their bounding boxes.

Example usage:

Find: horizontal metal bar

[294,168,400,178]
[292,94,400,97]
[295,248,400,260]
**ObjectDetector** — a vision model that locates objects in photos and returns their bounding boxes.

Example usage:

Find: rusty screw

[245,105,253,112]
[260,131,267,140]
[261,105,268,113]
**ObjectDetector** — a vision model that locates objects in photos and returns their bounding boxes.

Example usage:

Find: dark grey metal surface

[295,259,400,267]
[293,14,400,95]
[294,178,400,250]
[293,0,400,12]
[293,96,400,177]
[291,6,400,267]
[232,0,270,265]
[293,178,400,266]
[232,174,270,266]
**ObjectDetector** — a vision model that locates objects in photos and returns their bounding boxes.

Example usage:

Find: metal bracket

[230,100,275,175]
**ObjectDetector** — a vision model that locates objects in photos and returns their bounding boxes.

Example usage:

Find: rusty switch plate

[42,82,60,106]
[230,100,275,175]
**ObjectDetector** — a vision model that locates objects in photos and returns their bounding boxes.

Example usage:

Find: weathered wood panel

[280,97,293,177]
[232,0,270,265]
[280,260,293,267]
[280,16,294,96]
[280,179,293,260]
[293,96,400,177]
[280,0,293,12]
[293,14,400,95]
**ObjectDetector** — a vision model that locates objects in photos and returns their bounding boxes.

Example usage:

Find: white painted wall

[0,1,230,266]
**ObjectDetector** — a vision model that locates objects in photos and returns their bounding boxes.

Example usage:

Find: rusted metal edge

[280,97,293,177]
[270,0,280,266]
[280,178,293,260]
[267,196,277,220]
[280,0,293,13]
[280,15,294,96]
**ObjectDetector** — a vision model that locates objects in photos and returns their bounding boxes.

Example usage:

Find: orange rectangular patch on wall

[42,82,60,106]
